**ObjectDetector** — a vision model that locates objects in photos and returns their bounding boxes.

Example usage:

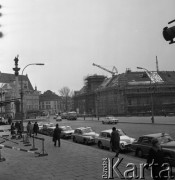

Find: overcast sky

[0,0,175,93]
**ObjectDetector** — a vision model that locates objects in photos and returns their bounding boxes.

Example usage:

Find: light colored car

[71,127,99,145]
[56,115,62,121]
[60,126,74,139]
[95,129,135,151]
[39,123,55,135]
[0,125,11,137]
[102,116,118,124]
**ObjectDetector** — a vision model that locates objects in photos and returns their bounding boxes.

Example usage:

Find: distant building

[39,90,62,115]
[73,70,175,116]
[73,75,106,115]
[0,72,40,119]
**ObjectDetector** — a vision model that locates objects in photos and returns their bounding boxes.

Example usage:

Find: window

[101,132,106,138]
[128,99,132,105]
[23,81,28,89]
[107,133,111,138]
[46,101,51,109]
[141,137,151,144]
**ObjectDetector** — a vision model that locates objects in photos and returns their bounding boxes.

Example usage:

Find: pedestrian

[15,121,20,134]
[146,138,168,180]
[11,123,16,136]
[27,121,32,137]
[53,124,62,147]
[110,127,120,157]
[8,115,12,125]
[33,122,39,136]
[17,121,23,138]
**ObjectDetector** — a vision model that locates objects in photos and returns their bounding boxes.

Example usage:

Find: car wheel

[120,143,125,150]
[102,121,104,124]
[98,141,103,149]
[136,149,143,158]
[84,139,88,145]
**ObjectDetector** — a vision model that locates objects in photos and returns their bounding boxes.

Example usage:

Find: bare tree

[59,87,72,112]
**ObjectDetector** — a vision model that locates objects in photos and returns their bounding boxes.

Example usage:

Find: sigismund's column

[12,55,20,119]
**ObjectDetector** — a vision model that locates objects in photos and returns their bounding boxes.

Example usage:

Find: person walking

[15,121,19,131]
[8,115,12,125]
[110,127,120,157]
[17,121,22,138]
[53,124,62,147]
[27,121,32,137]
[11,123,16,136]
[146,138,168,180]
[33,122,39,136]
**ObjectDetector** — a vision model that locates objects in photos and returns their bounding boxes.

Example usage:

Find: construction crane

[92,63,118,76]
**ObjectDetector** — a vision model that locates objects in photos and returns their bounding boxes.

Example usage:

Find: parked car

[131,133,175,166]
[0,125,11,137]
[60,126,74,139]
[102,116,118,124]
[71,127,99,145]
[56,115,62,121]
[67,111,77,120]
[95,129,135,151]
[53,114,58,119]
[38,122,44,131]
[39,123,55,135]
[61,113,68,119]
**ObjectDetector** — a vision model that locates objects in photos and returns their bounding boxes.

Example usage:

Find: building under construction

[73,70,175,116]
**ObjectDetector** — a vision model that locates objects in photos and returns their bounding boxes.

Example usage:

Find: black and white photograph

[0,0,175,179]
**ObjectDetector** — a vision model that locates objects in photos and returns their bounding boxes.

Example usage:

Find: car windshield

[62,126,72,131]
[158,135,173,144]
[118,130,126,136]
[82,127,93,133]
[106,116,114,119]
[49,124,54,127]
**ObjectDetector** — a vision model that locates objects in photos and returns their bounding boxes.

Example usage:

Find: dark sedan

[131,133,175,166]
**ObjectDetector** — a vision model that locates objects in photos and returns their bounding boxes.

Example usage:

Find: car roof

[100,129,122,133]
[75,127,91,130]
[60,126,71,128]
[141,133,169,138]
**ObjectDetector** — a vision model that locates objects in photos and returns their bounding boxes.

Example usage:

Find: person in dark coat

[11,123,16,135]
[8,116,12,125]
[17,121,22,138]
[53,124,62,147]
[146,138,168,180]
[27,121,32,137]
[15,121,20,131]
[110,127,120,157]
[33,122,39,136]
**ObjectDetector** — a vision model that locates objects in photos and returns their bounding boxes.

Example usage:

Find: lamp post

[21,63,44,131]
[0,85,5,117]
[137,67,154,124]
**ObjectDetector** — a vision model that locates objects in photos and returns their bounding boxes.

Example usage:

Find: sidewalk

[0,134,153,180]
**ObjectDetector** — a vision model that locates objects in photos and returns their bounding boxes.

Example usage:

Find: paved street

[1,116,175,180]
[0,133,152,180]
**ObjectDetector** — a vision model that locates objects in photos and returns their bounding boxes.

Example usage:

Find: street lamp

[21,63,44,131]
[0,84,5,117]
[137,67,154,124]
